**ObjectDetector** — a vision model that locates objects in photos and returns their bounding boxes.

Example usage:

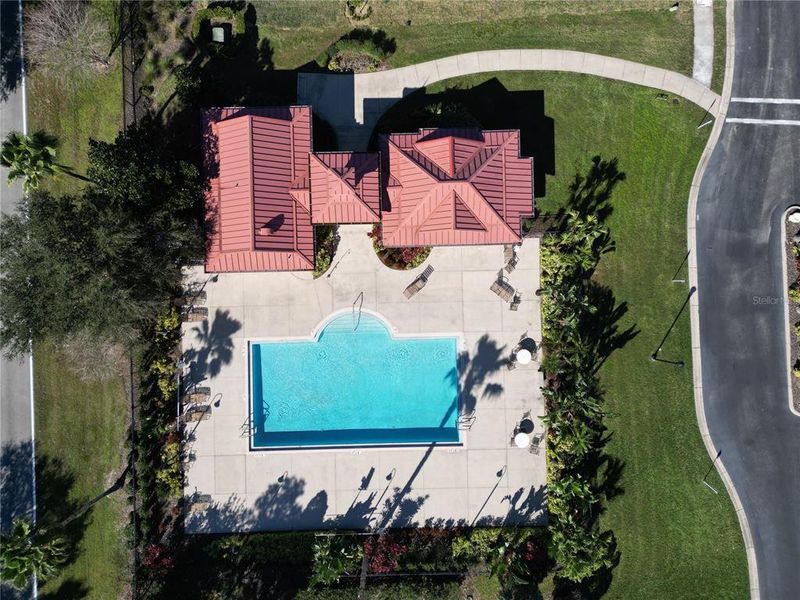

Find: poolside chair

[490,279,515,302]
[510,293,522,311]
[457,411,477,430]
[187,387,211,404]
[403,265,435,299]
[182,405,211,423]
[505,253,519,274]
[173,290,207,307]
[182,306,208,322]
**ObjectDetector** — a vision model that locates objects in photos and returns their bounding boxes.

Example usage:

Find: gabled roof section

[379,128,534,247]
[202,106,314,272]
[310,152,380,224]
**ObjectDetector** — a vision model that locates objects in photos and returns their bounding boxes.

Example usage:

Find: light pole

[650,286,696,367]
[702,449,722,494]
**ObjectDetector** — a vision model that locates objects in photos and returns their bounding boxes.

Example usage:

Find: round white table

[516,348,532,365]
[514,432,530,448]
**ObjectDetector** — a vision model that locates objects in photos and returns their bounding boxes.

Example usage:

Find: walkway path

[693,0,715,87]
[298,49,721,150]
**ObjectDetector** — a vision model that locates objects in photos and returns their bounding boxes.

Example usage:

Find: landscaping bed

[784,212,800,412]
[367,223,431,270]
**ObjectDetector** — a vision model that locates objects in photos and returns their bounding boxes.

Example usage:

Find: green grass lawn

[26,4,129,597]
[710,0,727,95]
[252,0,693,72]
[26,13,121,198]
[27,68,120,196]
[33,341,130,600]
[403,72,748,598]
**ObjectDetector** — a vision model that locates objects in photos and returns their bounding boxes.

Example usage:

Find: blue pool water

[250,312,459,448]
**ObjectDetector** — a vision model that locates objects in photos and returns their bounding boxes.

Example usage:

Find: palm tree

[0,130,90,192]
[0,518,67,590]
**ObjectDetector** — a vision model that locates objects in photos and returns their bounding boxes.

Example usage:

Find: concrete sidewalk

[299,49,722,150]
[181,226,546,533]
[693,0,714,87]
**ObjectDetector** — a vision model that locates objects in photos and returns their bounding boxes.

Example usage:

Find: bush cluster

[314,225,341,278]
[368,223,431,270]
[191,5,245,42]
[540,208,616,583]
[129,306,184,585]
[316,28,395,72]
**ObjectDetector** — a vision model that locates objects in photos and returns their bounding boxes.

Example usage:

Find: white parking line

[731,97,800,104]
[726,118,800,126]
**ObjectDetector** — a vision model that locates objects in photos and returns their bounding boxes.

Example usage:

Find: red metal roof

[310,152,380,224]
[203,106,314,272]
[380,128,534,247]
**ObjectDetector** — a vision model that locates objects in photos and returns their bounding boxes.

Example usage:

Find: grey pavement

[0,1,36,598]
[181,227,546,533]
[696,1,800,598]
[693,0,714,87]
[298,49,721,150]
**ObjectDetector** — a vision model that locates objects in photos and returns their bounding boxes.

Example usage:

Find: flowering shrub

[365,534,407,574]
[368,223,431,270]
[141,543,175,578]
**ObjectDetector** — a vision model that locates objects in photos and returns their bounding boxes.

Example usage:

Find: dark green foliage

[315,28,396,71]
[0,119,204,356]
[313,225,340,277]
[540,157,629,584]
[309,535,362,587]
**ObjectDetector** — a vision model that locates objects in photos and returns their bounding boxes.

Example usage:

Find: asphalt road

[0,1,35,598]
[696,2,800,598]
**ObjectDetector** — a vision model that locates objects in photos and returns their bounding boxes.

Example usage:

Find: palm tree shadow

[445,334,506,417]
[182,308,242,382]
[34,454,92,571]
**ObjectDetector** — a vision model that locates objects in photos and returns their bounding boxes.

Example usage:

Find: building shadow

[159,3,300,164]
[182,308,242,382]
[369,78,555,197]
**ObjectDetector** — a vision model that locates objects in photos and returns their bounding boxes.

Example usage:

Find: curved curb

[686,2,761,598]
[352,50,721,124]
[779,206,800,418]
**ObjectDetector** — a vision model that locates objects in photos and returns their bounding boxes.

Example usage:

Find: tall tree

[0,119,204,356]
[0,518,67,590]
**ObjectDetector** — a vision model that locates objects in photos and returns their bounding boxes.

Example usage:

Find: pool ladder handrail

[352,291,364,330]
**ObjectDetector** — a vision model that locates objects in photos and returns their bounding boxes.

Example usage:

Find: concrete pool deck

[180,225,546,532]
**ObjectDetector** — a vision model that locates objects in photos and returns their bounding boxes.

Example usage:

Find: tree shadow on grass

[1,442,95,597]
[38,579,90,600]
[159,3,298,164]
[541,156,634,595]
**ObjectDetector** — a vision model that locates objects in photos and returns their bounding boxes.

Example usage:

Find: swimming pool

[250,311,460,448]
